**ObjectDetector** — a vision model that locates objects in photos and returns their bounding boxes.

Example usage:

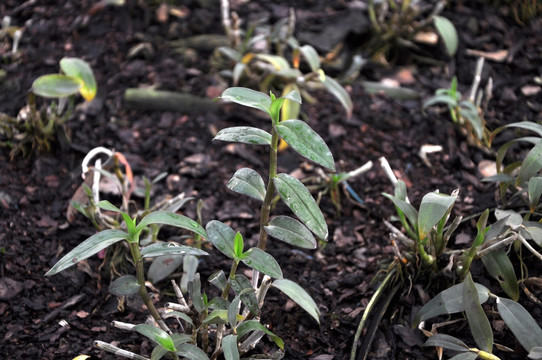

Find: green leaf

[217,46,242,62]
[481,249,519,301]
[223,335,239,360]
[300,44,320,72]
[449,353,479,360]
[237,320,284,349]
[205,220,236,259]
[133,324,176,352]
[96,200,122,213]
[208,270,227,292]
[418,192,457,241]
[141,242,208,258]
[529,347,542,359]
[463,273,493,353]
[229,275,259,315]
[434,15,458,56]
[322,76,353,118]
[234,232,244,259]
[523,222,542,247]
[423,93,458,109]
[202,309,228,325]
[136,211,207,239]
[109,275,140,296]
[60,57,97,101]
[382,193,418,229]
[255,54,291,71]
[265,216,317,249]
[394,180,408,201]
[274,120,335,171]
[274,173,328,240]
[45,229,128,275]
[240,248,283,279]
[214,126,272,146]
[176,343,210,360]
[32,74,83,98]
[282,89,302,104]
[280,84,301,126]
[423,334,469,352]
[272,278,320,324]
[188,273,205,313]
[518,141,542,185]
[152,334,192,360]
[162,312,194,326]
[528,177,542,212]
[228,295,241,329]
[497,297,542,352]
[460,101,483,140]
[412,282,490,327]
[227,168,266,201]
[148,255,184,284]
[232,62,246,85]
[218,87,271,115]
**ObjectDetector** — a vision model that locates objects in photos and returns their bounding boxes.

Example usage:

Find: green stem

[257,127,279,251]
[417,240,435,267]
[129,241,171,334]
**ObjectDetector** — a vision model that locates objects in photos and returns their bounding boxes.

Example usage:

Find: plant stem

[129,241,171,334]
[257,127,279,251]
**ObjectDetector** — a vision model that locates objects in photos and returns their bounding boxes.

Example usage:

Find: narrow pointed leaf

[45,229,128,275]
[481,249,519,301]
[214,126,272,146]
[208,270,227,292]
[152,334,192,360]
[282,89,302,104]
[141,242,208,258]
[275,120,335,171]
[280,84,301,134]
[108,275,140,296]
[217,46,242,62]
[382,193,418,228]
[255,54,290,71]
[241,248,283,279]
[518,141,542,185]
[265,215,316,249]
[223,335,240,360]
[434,15,458,56]
[176,343,210,360]
[32,74,83,98]
[148,255,183,284]
[449,353,479,360]
[423,93,458,109]
[497,297,542,352]
[322,76,352,118]
[460,101,483,139]
[227,168,266,201]
[133,324,176,352]
[218,87,271,115]
[300,45,320,72]
[229,275,259,315]
[463,273,493,352]
[60,57,97,101]
[272,278,320,324]
[412,282,490,327]
[228,296,241,329]
[423,334,469,352]
[162,312,194,326]
[274,173,328,240]
[523,222,542,246]
[96,200,122,213]
[237,320,284,349]
[528,177,542,212]
[234,232,244,259]
[418,192,457,241]
[205,220,236,259]
[136,211,207,238]
[232,62,246,85]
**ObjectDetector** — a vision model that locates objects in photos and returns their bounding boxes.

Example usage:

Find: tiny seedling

[0,57,96,159]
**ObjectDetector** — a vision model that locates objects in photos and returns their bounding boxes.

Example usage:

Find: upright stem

[257,127,279,251]
[129,241,171,334]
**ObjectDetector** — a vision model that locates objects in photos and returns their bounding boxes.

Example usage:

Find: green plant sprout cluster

[0,57,96,159]
[46,86,334,360]
[215,6,353,125]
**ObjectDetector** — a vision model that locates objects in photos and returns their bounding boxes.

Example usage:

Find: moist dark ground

[1,1,541,359]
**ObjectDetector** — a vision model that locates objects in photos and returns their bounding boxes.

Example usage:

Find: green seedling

[0,57,96,159]
[215,9,353,122]
[418,273,542,359]
[46,87,330,359]
[364,0,457,64]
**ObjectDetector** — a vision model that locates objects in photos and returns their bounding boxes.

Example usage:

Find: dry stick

[94,340,150,360]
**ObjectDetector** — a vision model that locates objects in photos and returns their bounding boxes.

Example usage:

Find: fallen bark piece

[124,88,217,113]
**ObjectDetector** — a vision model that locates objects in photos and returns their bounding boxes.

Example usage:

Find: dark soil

[1,1,541,360]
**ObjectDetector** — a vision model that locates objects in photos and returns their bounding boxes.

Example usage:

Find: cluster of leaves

[364,0,458,64]
[379,120,542,359]
[214,11,353,121]
[47,87,334,359]
[423,76,488,147]
[0,57,96,159]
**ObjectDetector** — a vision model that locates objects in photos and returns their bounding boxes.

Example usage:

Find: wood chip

[465,49,508,62]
